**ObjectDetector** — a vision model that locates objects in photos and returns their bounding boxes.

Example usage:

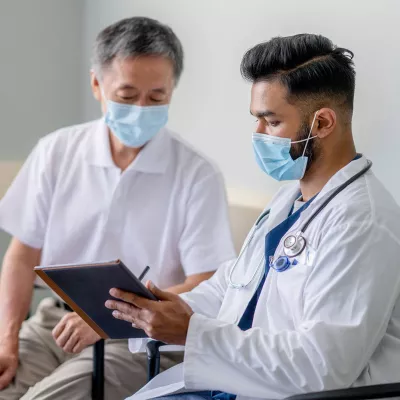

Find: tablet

[35,260,157,339]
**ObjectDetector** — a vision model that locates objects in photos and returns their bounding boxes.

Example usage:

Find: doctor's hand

[52,312,101,354]
[105,281,194,345]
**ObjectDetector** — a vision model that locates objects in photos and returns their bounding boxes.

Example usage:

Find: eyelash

[254,119,281,127]
[119,97,163,103]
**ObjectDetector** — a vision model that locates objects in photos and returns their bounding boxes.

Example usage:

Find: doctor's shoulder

[316,172,400,242]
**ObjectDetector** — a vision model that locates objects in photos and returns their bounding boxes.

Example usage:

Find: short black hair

[92,17,184,83]
[241,34,355,115]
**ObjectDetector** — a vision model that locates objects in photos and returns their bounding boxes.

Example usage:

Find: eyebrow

[250,110,277,118]
[116,84,166,94]
[151,88,167,94]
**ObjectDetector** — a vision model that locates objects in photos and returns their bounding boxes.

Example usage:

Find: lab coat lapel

[267,157,371,251]
[266,184,301,232]
[311,156,370,205]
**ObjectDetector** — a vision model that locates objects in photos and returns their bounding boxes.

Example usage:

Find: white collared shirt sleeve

[179,171,235,276]
[0,139,56,248]
[183,219,400,398]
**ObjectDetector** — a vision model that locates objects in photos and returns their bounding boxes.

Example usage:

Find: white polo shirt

[0,119,236,288]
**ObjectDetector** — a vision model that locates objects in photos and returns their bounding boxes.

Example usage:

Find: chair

[92,340,104,400]
[285,383,400,399]
[146,341,400,399]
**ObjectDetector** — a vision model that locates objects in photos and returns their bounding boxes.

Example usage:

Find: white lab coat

[129,156,400,400]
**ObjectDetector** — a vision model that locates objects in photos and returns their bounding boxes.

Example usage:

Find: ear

[90,70,102,102]
[313,108,336,139]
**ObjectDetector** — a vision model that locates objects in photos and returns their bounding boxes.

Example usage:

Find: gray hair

[92,17,184,83]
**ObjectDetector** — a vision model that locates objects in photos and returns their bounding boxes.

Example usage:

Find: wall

[82,0,400,204]
[0,0,85,257]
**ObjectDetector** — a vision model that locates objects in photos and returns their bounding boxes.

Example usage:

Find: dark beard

[289,120,319,172]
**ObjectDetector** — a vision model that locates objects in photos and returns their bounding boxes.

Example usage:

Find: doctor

[106,34,400,399]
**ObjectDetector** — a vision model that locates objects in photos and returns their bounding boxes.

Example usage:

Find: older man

[0,17,235,400]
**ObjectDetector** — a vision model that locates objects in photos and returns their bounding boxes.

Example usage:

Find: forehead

[102,55,175,87]
[250,80,290,112]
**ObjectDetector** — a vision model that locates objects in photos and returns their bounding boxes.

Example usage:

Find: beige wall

[0,162,21,199]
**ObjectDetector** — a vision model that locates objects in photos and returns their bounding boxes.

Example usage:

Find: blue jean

[156,392,213,400]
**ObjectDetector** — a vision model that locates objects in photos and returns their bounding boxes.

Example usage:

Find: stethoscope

[228,160,373,289]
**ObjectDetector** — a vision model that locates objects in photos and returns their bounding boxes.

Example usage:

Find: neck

[108,131,142,172]
[300,137,356,202]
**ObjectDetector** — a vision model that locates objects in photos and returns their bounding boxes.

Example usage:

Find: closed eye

[269,121,281,127]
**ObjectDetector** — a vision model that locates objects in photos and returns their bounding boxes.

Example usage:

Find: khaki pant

[0,298,183,400]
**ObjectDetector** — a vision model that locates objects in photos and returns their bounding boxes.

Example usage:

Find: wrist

[0,330,19,353]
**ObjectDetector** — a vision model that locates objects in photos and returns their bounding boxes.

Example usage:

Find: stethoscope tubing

[228,160,373,289]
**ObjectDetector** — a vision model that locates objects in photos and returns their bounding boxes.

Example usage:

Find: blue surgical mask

[252,112,318,181]
[104,96,169,148]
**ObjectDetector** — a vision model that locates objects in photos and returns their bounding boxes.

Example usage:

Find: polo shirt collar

[85,119,171,174]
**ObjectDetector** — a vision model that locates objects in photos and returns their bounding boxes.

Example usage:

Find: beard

[289,119,320,172]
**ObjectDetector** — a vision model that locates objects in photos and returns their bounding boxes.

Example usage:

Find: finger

[105,299,138,315]
[146,281,175,301]
[0,366,16,390]
[128,316,150,333]
[55,325,73,348]
[109,288,154,309]
[72,341,85,354]
[112,310,136,324]
[52,315,68,339]
[63,334,79,353]
[105,299,141,317]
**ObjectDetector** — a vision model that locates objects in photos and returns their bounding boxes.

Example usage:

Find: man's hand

[0,343,18,390]
[105,281,194,345]
[52,312,101,354]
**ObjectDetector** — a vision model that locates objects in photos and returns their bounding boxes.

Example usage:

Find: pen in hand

[138,265,150,281]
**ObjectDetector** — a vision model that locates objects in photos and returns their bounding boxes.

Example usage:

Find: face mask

[102,91,169,148]
[252,112,318,181]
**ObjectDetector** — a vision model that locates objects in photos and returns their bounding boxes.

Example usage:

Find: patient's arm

[166,271,215,295]
[0,238,41,389]
[0,238,41,346]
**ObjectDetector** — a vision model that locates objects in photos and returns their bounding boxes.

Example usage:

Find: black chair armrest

[146,340,168,381]
[286,383,400,400]
[92,339,105,400]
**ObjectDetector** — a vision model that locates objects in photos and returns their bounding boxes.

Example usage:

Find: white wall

[0,0,84,159]
[0,0,84,256]
[82,0,400,203]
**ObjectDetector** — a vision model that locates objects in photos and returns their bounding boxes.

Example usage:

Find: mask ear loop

[291,111,319,156]
[301,112,318,157]
[100,86,107,102]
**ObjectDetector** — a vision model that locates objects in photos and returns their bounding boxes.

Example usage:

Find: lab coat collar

[265,155,371,233]
[315,154,370,201]
[85,119,171,174]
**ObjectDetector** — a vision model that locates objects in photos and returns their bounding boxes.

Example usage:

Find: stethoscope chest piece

[283,233,307,258]
[272,256,291,272]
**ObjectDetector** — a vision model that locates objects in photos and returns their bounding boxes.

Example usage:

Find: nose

[136,97,148,107]
[255,120,266,134]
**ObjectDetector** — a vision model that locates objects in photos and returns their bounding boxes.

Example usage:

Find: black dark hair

[93,17,184,83]
[240,34,355,114]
